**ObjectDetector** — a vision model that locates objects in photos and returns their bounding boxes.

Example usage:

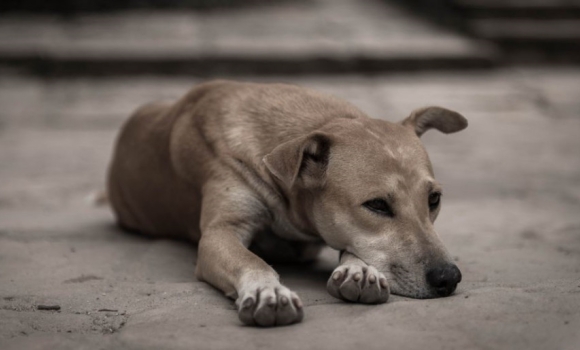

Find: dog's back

[107,80,365,240]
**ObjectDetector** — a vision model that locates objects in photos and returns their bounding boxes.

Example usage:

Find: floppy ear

[401,106,468,137]
[263,132,332,190]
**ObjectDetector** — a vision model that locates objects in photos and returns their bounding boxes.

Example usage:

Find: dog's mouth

[386,265,461,299]
[385,269,431,299]
[391,283,459,299]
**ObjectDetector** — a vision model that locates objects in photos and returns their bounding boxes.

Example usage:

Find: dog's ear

[401,106,468,137]
[263,132,332,190]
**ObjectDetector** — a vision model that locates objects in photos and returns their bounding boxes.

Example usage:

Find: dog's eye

[428,192,441,210]
[363,199,394,217]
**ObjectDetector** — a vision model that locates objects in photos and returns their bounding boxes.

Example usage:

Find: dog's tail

[86,189,109,207]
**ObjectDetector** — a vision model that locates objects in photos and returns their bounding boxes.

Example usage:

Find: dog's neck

[223,155,322,242]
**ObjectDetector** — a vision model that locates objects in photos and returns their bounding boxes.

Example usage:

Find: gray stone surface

[443,0,580,62]
[1,68,580,349]
[0,0,496,74]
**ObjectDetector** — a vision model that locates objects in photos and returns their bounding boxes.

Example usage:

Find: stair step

[454,0,580,18]
[455,0,580,7]
[0,1,498,76]
[472,19,580,40]
[471,18,580,61]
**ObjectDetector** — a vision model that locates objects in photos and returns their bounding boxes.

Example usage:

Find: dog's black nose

[426,264,462,297]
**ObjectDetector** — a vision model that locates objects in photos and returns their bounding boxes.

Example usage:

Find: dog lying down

[106,80,467,327]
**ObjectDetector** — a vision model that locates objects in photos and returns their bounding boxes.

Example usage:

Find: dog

[106,80,467,327]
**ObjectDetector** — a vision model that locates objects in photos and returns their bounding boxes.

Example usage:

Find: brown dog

[107,80,467,327]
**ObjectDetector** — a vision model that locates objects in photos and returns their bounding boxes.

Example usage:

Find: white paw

[327,264,390,304]
[236,283,303,327]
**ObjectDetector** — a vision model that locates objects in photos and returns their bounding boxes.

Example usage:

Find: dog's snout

[426,264,462,297]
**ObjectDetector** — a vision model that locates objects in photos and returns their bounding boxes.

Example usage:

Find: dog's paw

[327,264,390,304]
[236,284,304,327]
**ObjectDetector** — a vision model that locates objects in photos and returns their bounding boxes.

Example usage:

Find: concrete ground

[1,68,580,349]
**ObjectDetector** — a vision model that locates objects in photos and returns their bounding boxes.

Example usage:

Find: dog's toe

[275,289,303,326]
[237,295,257,326]
[359,266,389,304]
[339,267,364,302]
[327,265,364,302]
[327,266,349,300]
[254,288,277,326]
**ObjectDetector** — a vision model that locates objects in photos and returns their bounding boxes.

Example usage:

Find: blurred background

[1,1,579,350]
[1,0,579,76]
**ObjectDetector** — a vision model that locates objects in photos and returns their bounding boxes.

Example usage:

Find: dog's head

[264,106,467,299]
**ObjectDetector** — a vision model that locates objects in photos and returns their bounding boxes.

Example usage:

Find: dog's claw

[327,264,390,304]
[292,297,303,309]
[236,285,303,327]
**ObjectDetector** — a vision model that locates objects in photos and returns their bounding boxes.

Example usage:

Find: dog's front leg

[195,180,303,327]
[327,251,390,304]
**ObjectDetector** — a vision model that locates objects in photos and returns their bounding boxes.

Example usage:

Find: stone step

[0,0,264,13]
[453,0,580,18]
[472,19,580,40]
[0,0,498,76]
[471,19,580,61]
[450,1,580,61]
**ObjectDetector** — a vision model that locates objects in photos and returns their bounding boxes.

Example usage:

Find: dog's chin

[389,280,456,299]
[389,283,431,299]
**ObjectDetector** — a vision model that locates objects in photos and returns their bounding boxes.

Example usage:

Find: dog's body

[107,80,467,327]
